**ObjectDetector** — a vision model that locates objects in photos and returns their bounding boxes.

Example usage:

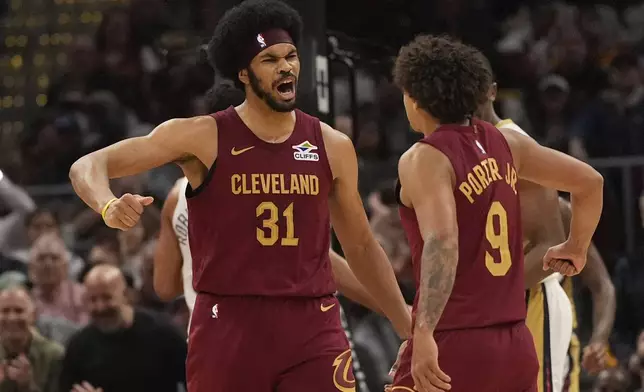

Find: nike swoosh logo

[320,303,336,312]
[231,146,255,156]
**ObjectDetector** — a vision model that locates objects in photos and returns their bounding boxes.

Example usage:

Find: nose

[276,58,293,74]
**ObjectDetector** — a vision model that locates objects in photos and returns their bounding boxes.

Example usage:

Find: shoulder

[151,116,217,142]
[160,115,217,131]
[319,122,356,180]
[319,121,353,152]
[399,142,452,179]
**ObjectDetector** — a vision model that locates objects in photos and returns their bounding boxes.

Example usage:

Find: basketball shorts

[187,293,355,392]
[392,322,539,392]
[526,274,573,392]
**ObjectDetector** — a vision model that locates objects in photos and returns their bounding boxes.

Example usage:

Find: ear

[238,69,249,85]
[489,82,498,102]
[412,98,420,111]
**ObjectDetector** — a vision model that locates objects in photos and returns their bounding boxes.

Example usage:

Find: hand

[5,354,32,387]
[542,240,587,276]
[411,328,451,392]
[72,381,103,392]
[103,193,154,231]
[582,342,607,374]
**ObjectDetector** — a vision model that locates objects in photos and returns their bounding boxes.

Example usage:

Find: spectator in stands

[59,265,186,392]
[528,74,573,152]
[0,286,64,392]
[10,207,84,279]
[28,234,88,326]
[0,170,35,255]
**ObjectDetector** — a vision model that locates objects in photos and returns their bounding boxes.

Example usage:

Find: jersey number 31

[485,201,512,276]
[256,202,299,246]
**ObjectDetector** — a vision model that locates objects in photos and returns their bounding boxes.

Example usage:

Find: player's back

[186,107,335,297]
[399,118,526,331]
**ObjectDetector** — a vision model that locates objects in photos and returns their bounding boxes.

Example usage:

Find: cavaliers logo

[332,349,356,392]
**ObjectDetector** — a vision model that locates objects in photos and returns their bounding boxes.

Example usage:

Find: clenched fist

[102,193,154,231]
[543,240,588,276]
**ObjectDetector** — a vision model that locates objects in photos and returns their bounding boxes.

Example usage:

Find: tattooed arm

[399,143,459,332]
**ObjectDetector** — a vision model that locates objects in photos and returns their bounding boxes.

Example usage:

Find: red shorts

[392,322,538,392]
[187,293,355,392]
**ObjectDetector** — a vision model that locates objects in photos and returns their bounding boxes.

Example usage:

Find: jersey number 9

[485,201,512,276]
[256,202,299,246]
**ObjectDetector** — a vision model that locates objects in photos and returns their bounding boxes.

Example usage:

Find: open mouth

[276,79,296,100]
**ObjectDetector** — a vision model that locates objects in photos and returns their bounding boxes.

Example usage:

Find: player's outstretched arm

[153,181,184,301]
[501,129,603,274]
[69,116,216,230]
[322,123,411,339]
[329,248,384,315]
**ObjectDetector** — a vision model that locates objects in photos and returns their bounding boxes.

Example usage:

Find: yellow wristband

[101,198,119,221]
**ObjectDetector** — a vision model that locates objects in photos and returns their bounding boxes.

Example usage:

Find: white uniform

[171,177,197,314]
[497,119,573,392]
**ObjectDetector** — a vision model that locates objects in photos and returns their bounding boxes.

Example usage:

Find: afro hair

[207,0,303,83]
[205,80,245,112]
[393,35,492,124]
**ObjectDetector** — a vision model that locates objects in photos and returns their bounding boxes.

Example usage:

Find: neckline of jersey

[230,106,300,149]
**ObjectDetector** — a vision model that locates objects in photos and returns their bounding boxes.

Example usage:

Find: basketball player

[389,35,603,392]
[69,1,412,391]
[153,83,382,319]
[477,82,616,392]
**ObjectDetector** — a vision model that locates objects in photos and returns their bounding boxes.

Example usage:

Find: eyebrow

[261,49,298,60]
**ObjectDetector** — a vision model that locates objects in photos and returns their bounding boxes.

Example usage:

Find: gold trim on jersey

[495,119,514,128]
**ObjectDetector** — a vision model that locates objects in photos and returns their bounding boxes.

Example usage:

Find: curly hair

[393,35,492,124]
[207,0,303,83]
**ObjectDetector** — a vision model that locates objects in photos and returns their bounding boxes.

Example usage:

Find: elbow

[69,156,91,185]
[583,169,604,194]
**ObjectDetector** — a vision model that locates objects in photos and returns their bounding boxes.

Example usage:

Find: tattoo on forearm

[416,234,458,331]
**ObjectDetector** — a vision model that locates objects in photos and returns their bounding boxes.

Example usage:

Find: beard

[248,68,296,113]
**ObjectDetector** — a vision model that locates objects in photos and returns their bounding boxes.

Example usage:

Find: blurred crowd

[0,0,644,391]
